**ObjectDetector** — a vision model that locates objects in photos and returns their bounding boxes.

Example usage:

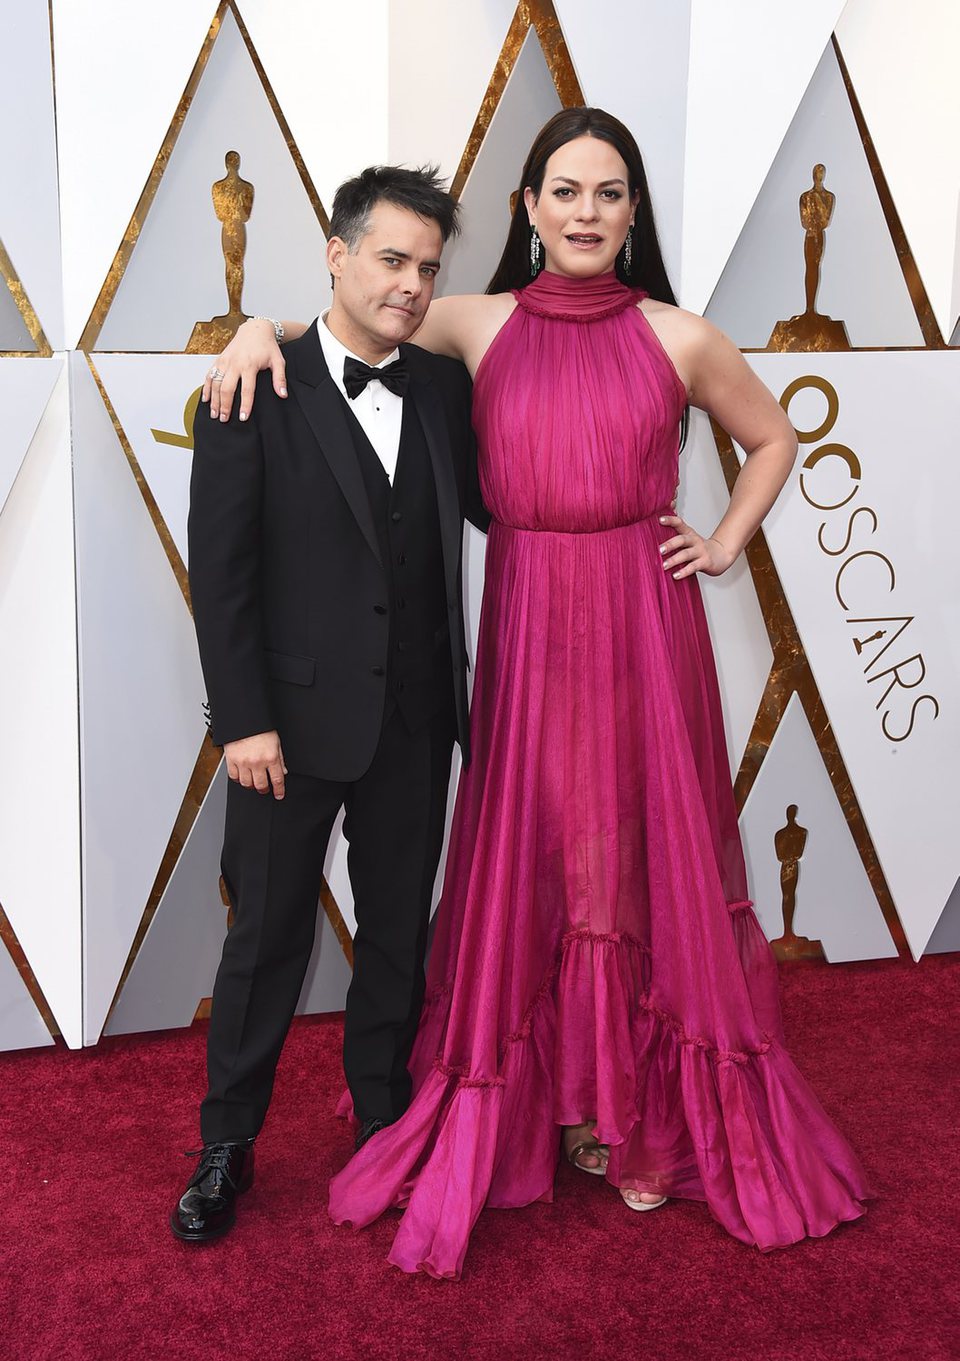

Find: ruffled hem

[329,917,871,1279]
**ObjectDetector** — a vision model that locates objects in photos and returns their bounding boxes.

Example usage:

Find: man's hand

[223,730,288,799]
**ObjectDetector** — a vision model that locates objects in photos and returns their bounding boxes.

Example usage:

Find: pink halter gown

[328,270,870,1279]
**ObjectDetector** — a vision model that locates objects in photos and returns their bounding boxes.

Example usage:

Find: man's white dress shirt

[316,312,403,483]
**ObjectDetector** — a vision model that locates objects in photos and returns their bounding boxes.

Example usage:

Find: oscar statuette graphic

[187,150,255,354]
[772,805,823,959]
[768,165,850,353]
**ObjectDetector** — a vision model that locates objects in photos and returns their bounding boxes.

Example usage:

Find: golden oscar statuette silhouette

[771,805,823,960]
[768,165,850,353]
[187,150,255,355]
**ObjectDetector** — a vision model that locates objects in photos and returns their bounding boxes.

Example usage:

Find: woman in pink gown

[211,109,870,1279]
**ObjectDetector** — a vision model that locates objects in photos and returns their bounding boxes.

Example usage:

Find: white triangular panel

[837,0,960,343]
[706,41,922,349]
[736,352,960,959]
[0,264,37,352]
[682,0,847,316]
[0,936,53,1053]
[71,354,208,1043]
[0,3,62,348]
[386,0,518,184]
[740,693,896,961]
[96,8,330,353]
[0,368,82,1047]
[296,910,353,1017]
[94,354,213,567]
[241,0,389,210]
[0,358,63,516]
[553,0,691,284]
[106,765,227,1037]
[54,0,217,347]
[440,27,562,298]
[679,410,772,778]
[923,878,960,956]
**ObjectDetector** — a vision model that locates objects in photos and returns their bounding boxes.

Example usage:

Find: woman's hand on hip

[658,514,736,580]
[202,318,287,423]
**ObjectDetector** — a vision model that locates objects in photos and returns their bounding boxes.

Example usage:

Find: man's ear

[327,235,347,278]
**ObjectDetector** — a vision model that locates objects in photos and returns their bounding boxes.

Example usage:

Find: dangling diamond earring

[530,226,542,276]
[623,226,633,274]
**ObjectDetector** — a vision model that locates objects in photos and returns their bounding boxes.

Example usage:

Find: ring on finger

[208,367,224,382]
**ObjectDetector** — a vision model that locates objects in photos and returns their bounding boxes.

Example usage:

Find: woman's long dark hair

[486,106,677,304]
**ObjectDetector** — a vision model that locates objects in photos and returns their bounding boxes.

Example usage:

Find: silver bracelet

[252,315,285,345]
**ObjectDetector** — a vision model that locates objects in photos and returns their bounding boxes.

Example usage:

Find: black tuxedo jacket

[188,324,487,782]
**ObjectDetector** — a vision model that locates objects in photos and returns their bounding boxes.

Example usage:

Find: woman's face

[524,135,637,278]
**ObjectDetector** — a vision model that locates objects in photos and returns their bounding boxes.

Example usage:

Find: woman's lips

[565,234,603,249]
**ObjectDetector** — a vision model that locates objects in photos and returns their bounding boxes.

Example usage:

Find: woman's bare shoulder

[417,292,517,372]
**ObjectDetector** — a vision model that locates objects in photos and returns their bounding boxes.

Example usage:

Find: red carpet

[1,955,957,1361]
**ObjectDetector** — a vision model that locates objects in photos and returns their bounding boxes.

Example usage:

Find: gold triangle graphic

[0,901,61,1041]
[451,0,585,201]
[79,0,329,354]
[0,238,53,356]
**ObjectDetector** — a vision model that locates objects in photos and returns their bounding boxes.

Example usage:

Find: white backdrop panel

[740,692,897,961]
[837,0,960,342]
[105,764,228,1037]
[924,878,960,956]
[682,0,847,316]
[0,935,53,1052]
[0,272,36,352]
[706,41,923,350]
[72,355,208,1043]
[387,0,517,181]
[96,8,331,352]
[554,0,691,283]
[242,0,388,212]
[0,359,62,515]
[678,408,772,778]
[53,0,218,347]
[0,1,62,348]
[94,354,214,568]
[740,352,960,959]
[0,367,82,1047]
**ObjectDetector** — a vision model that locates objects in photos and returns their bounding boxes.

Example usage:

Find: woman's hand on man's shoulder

[203,317,289,424]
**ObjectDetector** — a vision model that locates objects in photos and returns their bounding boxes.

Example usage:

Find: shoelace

[183,1144,244,1193]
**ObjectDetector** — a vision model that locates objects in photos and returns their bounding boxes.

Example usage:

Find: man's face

[326,202,444,362]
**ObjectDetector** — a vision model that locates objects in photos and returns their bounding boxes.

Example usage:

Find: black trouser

[200,705,454,1143]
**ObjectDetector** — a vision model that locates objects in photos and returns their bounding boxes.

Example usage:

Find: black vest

[345,398,453,734]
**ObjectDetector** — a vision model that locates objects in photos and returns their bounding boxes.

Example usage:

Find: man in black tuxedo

[171,166,485,1242]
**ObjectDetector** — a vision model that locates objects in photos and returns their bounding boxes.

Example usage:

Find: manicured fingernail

[659,516,667,523]
[239,412,247,421]
[659,544,666,554]
[220,412,228,421]
[279,387,287,397]
[210,408,218,418]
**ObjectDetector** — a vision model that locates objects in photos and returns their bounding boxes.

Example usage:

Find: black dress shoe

[169,1140,255,1242]
[354,1118,390,1153]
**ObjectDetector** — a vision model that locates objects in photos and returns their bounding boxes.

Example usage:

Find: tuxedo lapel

[404,346,460,604]
[287,325,382,567]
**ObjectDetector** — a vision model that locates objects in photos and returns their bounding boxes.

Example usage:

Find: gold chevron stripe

[451,0,585,201]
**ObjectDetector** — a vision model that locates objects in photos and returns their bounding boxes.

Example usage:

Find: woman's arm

[203,292,515,421]
[656,313,798,581]
[203,318,308,422]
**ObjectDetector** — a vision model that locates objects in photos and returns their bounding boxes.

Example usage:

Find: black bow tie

[343,355,409,400]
